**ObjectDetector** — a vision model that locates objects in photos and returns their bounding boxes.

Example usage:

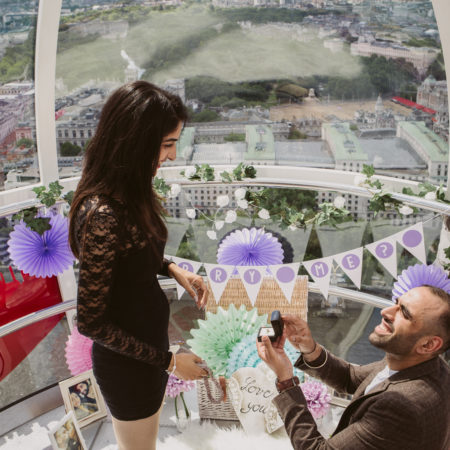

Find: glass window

[0,0,39,190]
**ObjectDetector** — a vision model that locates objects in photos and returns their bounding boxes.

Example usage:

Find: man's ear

[416,335,443,355]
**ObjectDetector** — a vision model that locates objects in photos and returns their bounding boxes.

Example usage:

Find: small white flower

[217,195,230,208]
[237,199,248,209]
[207,230,217,240]
[184,166,197,178]
[333,196,346,208]
[354,175,367,187]
[425,191,437,200]
[186,208,196,219]
[234,188,247,200]
[169,183,181,198]
[215,220,225,230]
[288,224,297,231]
[258,208,270,220]
[399,205,413,216]
[225,210,237,224]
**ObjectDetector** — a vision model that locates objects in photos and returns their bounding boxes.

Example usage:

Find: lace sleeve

[76,205,172,370]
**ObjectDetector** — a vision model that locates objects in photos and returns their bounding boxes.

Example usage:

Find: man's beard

[369,327,418,356]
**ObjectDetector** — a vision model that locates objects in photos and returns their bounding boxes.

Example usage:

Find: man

[257,285,450,449]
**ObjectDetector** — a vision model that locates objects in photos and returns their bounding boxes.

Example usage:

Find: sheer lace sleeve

[75,203,172,370]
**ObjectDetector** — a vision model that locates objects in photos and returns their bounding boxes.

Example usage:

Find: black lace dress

[73,195,173,420]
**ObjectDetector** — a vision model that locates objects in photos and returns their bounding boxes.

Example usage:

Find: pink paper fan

[65,326,93,376]
[392,264,450,301]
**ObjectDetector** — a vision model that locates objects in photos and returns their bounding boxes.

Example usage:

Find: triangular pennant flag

[236,266,266,306]
[204,264,234,304]
[334,247,363,289]
[365,237,398,279]
[171,257,203,299]
[395,223,426,264]
[269,263,300,304]
[302,257,334,299]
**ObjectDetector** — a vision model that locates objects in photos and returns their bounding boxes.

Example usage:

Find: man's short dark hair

[423,285,450,353]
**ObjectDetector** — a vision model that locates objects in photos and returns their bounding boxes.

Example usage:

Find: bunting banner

[334,247,364,289]
[365,236,398,279]
[302,257,334,299]
[396,223,426,264]
[269,263,301,304]
[171,256,203,299]
[236,265,266,306]
[166,220,427,301]
[204,264,235,304]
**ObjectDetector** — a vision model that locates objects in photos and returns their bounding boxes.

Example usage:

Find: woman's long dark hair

[69,81,188,258]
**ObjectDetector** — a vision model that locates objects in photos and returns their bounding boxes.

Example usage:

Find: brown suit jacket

[273,349,450,450]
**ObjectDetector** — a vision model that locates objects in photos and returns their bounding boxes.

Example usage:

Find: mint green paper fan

[187,304,268,376]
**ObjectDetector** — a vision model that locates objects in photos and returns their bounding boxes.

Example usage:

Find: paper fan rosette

[65,326,93,376]
[392,264,450,301]
[217,227,284,266]
[226,333,304,380]
[187,304,268,376]
[8,213,74,278]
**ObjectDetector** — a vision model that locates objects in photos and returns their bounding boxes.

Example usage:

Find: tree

[60,141,82,157]
[16,138,34,148]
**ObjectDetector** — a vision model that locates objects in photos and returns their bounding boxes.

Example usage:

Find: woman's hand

[168,264,208,309]
[173,352,208,381]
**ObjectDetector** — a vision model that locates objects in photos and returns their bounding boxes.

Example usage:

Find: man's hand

[256,334,293,381]
[169,264,208,309]
[282,314,316,355]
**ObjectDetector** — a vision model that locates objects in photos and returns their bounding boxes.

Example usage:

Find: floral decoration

[300,380,331,419]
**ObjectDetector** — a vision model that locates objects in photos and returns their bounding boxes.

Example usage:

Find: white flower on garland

[215,220,225,230]
[186,208,196,219]
[207,230,217,240]
[217,195,230,208]
[169,183,181,198]
[333,196,346,208]
[354,175,367,187]
[425,191,437,200]
[258,208,270,220]
[237,199,248,209]
[288,224,297,231]
[225,210,237,224]
[399,205,413,216]
[234,188,247,200]
[184,166,197,178]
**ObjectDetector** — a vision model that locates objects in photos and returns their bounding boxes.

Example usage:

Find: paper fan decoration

[217,227,284,267]
[226,333,304,380]
[392,264,450,301]
[65,326,93,376]
[187,304,267,376]
[8,213,74,278]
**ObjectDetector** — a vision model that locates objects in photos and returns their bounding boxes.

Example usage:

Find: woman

[69,81,208,450]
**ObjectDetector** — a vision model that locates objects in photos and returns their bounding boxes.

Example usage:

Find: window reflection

[0,0,39,190]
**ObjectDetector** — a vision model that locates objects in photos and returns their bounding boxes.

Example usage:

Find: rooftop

[323,122,368,162]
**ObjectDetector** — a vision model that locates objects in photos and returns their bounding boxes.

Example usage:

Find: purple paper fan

[392,264,450,301]
[8,213,75,278]
[217,227,283,266]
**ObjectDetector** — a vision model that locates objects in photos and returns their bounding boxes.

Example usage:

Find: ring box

[257,310,284,342]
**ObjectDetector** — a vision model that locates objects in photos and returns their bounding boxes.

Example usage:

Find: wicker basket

[206,275,308,321]
[196,378,239,421]
[197,275,308,420]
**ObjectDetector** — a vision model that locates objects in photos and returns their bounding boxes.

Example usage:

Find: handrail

[0,280,392,339]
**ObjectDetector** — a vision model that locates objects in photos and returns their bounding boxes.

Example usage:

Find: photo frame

[59,369,107,427]
[48,411,87,450]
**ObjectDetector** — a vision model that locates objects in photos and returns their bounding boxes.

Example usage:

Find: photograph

[59,370,107,427]
[48,411,87,450]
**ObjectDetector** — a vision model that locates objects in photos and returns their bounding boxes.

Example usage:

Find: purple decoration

[311,261,328,278]
[210,267,227,283]
[8,213,74,278]
[243,268,261,285]
[402,230,422,248]
[165,374,195,398]
[392,264,450,301]
[342,253,360,270]
[375,242,394,259]
[300,380,331,419]
[277,266,295,283]
[179,261,194,272]
[217,228,283,267]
